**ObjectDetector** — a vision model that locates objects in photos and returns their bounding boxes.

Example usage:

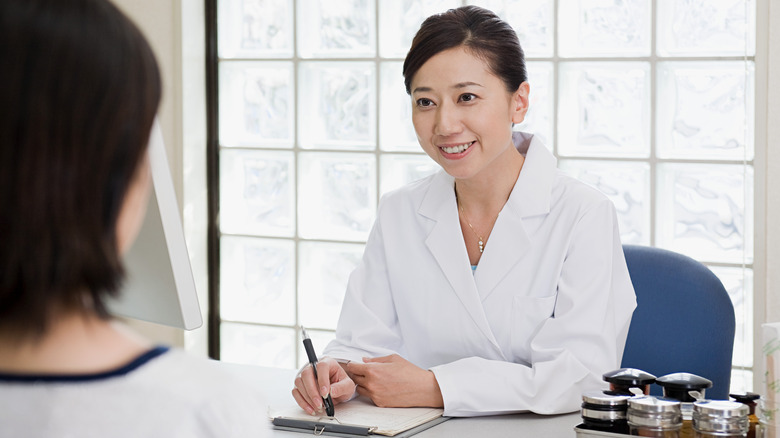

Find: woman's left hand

[345,354,444,408]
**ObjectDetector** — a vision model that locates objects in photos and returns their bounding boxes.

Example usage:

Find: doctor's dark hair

[0,0,161,338]
[402,5,527,95]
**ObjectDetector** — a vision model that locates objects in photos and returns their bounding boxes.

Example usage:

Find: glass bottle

[656,373,714,438]
[604,368,658,395]
[692,400,749,438]
[730,393,761,438]
[581,390,632,434]
[628,395,683,438]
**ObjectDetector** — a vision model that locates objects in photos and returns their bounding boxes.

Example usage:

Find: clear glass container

[692,400,748,438]
[628,396,682,438]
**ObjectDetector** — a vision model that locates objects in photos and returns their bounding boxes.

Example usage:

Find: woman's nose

[434,104,461,136]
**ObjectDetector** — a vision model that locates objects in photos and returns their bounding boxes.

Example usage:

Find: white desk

[218,362,582,437]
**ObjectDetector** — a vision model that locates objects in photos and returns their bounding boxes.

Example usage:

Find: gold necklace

[458,202,497,254]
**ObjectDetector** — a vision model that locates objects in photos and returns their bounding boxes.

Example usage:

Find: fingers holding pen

[293,358,353,415]
[291,383,316,415]
[293,364,322,414]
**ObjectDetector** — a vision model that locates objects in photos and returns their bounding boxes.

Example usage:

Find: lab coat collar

[417,132,556,354]
[475,133,556,300]
[418,172,503,355]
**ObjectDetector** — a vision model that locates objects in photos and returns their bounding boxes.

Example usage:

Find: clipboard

[272,417,371,436]
[270,397,449,437]
[271,416,449,437]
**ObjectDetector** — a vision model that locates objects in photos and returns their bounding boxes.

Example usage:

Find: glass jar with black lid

[656,373,713,438]
[604,368,657,395]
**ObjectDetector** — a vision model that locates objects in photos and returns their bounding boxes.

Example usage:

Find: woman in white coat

[292,5,636,417]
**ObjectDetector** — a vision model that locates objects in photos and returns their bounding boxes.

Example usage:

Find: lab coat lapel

[419,172,503,353]
[474,134,556,301]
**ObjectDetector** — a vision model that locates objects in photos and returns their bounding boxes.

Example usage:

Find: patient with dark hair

[0,1,269,436]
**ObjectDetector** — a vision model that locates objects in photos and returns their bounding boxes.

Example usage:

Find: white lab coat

[323,132,637,417]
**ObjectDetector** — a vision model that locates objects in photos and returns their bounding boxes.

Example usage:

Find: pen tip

[301,326,308,338]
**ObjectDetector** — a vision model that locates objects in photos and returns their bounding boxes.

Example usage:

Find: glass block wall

[213,0,756,391]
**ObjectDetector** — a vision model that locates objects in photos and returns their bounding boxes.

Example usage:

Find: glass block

[468,0,554,58]
[296,328,337,369]
[657,0,756,57]
[219,61,294,148]
[729,369,754,395]
[656,163,754,264]
[298,62,376,150]
[558,160,650,245]
[657,61,755,160]
[220,149,294,237]
[379,62,418,152]
[516,61,554,148]
[378,0,459,59]
[221,322,296,369]
[299,241,364,330]
[380,154,439,196]
[558,0,651,57]
[220,236,295,325]
[297,0,375,58]
[218,0,293,58]
[298,152,377,242]
[558,62,650,158]
[711,266,754,369]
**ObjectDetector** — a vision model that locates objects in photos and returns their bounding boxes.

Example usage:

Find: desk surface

[218,362,582,437]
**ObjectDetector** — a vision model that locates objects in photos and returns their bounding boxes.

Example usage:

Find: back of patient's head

[0,0,161,338]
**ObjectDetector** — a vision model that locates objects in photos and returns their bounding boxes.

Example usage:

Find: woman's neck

[455,144,525,264]
[455,145,525,214]
[0,311,151,374]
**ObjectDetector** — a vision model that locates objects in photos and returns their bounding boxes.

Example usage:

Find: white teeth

[441,141,474,154]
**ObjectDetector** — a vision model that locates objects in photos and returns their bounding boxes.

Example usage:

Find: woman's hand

[346,354,444,408]
[292,358,356,415]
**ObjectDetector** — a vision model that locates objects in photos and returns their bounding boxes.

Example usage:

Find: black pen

[301,327,335,417]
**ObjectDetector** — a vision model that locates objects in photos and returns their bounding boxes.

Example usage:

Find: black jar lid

[603,368,657,387]
[656,373,712,402]
[730,392,760,404]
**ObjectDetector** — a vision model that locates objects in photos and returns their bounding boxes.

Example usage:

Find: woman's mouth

[440,141,475,154]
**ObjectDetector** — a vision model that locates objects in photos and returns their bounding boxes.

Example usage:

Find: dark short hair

[0,0,162,337]
[402,5,527,94]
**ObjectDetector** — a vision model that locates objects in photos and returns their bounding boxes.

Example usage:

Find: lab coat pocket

[510,295,557,362]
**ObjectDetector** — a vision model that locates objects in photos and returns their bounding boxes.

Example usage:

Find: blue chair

[620,244,735,400]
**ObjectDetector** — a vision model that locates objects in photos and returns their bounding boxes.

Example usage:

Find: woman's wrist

[426,370,445,408]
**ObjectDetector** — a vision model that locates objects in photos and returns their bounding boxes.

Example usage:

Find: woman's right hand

[292,357,356,415]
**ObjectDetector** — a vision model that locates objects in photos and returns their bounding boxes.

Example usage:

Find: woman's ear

[510,81,531,125]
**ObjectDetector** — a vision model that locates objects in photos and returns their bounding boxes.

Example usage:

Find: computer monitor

[107,121,203,330]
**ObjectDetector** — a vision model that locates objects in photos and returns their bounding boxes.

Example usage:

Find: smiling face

[410,46,530,182]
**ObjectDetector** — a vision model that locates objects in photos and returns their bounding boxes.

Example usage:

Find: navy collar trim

[0,345,170,383]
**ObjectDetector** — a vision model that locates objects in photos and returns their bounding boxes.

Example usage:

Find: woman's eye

[459,93,477,103]
[416,98,434,107]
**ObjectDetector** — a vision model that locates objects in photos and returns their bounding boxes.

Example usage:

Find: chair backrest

[621,244,735,400]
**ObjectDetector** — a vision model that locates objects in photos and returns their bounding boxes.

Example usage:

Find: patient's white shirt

[0,347,271,438]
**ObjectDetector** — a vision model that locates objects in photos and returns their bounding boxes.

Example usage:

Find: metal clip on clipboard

[272,416,374,436]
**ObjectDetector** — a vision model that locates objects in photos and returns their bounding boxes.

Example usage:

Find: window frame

[202,0,765,392]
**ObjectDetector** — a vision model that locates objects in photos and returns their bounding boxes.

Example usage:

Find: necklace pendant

[478,239,484,253]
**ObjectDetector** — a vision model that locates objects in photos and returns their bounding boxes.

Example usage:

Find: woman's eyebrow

[452,81,483,89]
[412,81,483,94]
